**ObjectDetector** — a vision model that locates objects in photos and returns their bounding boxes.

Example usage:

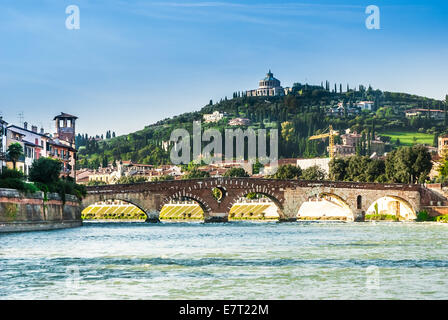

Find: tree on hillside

[7,143,23,170]
[116,176,147,184]
[385,145,432,183]
[301,165,326,181]
[437,149,448,182]
[182,169,210,180]
[271,164,302,180]
[445,94,448,127]
[329,158,347,181]
[224,167,249,178]
[152,175,174,182]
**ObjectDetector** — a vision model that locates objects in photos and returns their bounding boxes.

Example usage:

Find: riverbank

[0,188,82,233]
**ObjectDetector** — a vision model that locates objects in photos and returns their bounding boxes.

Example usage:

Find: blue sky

[0,0,447,136]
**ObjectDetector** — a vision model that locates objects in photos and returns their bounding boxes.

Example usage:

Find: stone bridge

[82,178,445,222]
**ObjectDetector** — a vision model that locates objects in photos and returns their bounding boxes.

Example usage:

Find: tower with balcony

[54,112,77,146]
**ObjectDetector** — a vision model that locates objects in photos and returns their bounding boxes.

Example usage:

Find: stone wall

[0,188,82,233]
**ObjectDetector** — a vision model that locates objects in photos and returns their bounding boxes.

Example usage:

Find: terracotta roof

[53,112,78,120]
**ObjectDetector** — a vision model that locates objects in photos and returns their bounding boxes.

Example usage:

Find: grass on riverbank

[365,214,400,221]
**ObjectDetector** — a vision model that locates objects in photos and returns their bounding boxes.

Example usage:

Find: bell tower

[54,112,78,145]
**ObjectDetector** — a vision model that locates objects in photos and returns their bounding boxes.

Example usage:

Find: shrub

[416,210,433,222]
[0,178,38,193]
[365,214,399,221]
[0,168,24,180]
[29,158,62,185]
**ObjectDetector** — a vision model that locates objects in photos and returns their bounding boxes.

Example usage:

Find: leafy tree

[224,167,249,177]
[7,143,23,170]
[329,158,348,181]
[116,176,147,184]
[272,164,302,179]
[301,165,326,180]
[252,161,263,174]
[386,146,432,183]
[29,158,62,185]
[182,169,210,179]
[152,175,174,181]
[411,144,432,183]
[87,180,107,186]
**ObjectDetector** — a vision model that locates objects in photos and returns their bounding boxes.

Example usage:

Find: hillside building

[246,70,288,97]
[229,118,251,126]
[438,134,448,156]
[0,118,7,171]
[405,108,445,121]
[203,111,226,123]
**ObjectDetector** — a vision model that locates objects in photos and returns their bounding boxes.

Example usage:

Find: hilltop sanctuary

[246,70,291,97]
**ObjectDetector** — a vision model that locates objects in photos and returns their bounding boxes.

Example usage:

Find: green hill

[76,83,446,169]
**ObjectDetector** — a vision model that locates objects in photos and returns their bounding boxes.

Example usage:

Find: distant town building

[203,111,226,123]
[246,70,287,97]
[228,118,251,126]
[4,112,78,178]
[82,161,183,185]
[260,158,330,176]
[356,101,374,111]
[328,104,360,117]
[297,158,331,175]
[331,129,386,157]
[405,108,445,121]
[0,118,8,171]
[438,134,448,156]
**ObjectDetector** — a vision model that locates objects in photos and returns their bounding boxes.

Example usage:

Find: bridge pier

[204,216,228,223]
[145,211,160,223]
[278,218,297,223]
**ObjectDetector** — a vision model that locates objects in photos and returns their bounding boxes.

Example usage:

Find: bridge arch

[366,195,417,220]
[227,189,285,220]
[81,198,148,220]
[297,192,353,220]
[158,192,212,218]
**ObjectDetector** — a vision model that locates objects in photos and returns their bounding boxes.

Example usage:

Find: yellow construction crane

[309,125,338,159]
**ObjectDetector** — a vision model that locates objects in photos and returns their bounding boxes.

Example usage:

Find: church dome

[259,70,281,88]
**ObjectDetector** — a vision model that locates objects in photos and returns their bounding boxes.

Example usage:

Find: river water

[1,221,448,300]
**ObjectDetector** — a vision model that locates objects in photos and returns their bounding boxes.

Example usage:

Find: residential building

[4,112,78,178]
[229,118,251,126]
[438,134,448,156]
[203,111,226,123]
[0,117,8,171]
[331,129,386,157]
[357,101,374,111]
[405,108,445,120]
[7,123,50,158]
[5,126,27,173]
